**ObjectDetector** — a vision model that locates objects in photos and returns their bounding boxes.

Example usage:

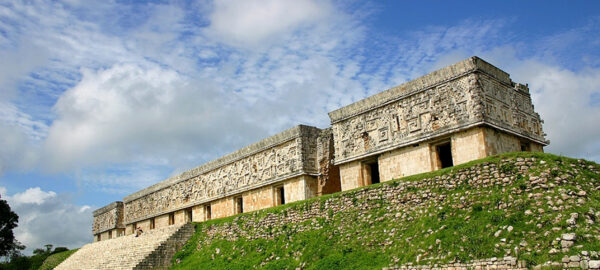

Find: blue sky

[0,0,599,254]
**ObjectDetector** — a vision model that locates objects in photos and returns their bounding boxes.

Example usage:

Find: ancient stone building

[93,125,340,241]
[329,57,547,190]
[92,56,547,241]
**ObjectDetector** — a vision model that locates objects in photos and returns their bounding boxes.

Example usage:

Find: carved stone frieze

[122,125,323,224]
[479,75,545,141]
[92,201,123,234]
[331,74,482,164]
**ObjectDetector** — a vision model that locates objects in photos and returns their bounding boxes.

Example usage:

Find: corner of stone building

[316,127,341,196]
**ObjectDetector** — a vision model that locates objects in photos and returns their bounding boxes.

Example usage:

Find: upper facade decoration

[122,125,322,224]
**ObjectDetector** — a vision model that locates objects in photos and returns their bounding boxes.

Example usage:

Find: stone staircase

[56,223,195,270]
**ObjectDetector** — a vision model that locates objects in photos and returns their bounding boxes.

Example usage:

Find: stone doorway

[205,204,212,220]
[185,208,193,223]
[436,142,454,168]
[275,186,285,206]
[362,159,380,185]
[235,196,244,214]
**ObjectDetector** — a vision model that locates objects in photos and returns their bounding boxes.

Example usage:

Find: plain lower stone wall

[175,209,187,225]
[192,205,206,222]
[340,127,540,192]
[339,161,363,191]
[484,127,523,155]
[379,143,432,182]
[243,185,275,213]
[483,127,544,156]
[155,214,170,228]
[211,197,234,219]
[137,219,152,233]
[284,175,318,204]
[451,127,487,166]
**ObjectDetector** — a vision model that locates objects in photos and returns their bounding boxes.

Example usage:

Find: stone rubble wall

[92,201,124,234]
[121,125,323,224]
[385,256,527,270]
[386,256,600,269]
[190,156,599,268]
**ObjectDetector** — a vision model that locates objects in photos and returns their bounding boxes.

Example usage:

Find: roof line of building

[123,124,322,203]
[328,56,512,124]
[93,201,122,217]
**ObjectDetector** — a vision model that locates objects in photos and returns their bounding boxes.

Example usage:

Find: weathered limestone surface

[329,57,546,165]
[92,201,124,235]
[316,128,341,195]
[123,125,322,224]
[339,161,363,191]
[378,143,432,182]
[450,127,488,165]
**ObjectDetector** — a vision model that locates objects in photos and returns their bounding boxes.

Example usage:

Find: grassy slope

[171,152,600,269]
[38,249,78,270]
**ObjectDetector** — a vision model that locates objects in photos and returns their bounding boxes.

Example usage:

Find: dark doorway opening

[205,205,212,220]
[169,213,175,225]
[150,218,155,229]
[369,162,380,184]
[235,197,244,214]
[186,208,193,223]
[276,186,285,205]
[520,141,531,152]
[436,143,454,168]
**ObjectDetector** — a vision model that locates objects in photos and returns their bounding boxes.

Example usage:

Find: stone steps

[56,223,195,270]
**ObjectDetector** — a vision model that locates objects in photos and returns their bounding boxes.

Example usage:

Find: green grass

[38,249,78,270]
[170,152,600,269]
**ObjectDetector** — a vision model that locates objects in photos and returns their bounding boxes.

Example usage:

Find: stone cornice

[93,201,123,217]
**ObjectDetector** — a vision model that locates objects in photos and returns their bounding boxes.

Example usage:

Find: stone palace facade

[92,56,548,241]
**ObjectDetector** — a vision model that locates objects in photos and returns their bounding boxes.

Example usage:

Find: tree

[0,198,19,258]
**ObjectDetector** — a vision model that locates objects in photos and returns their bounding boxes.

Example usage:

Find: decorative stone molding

[92,201,123,234]
[121,125,323,224]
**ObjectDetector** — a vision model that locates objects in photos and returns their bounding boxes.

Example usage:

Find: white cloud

[9,187,56,206]
[206,0,333,48]
[4,187,93,254]
[42,63,265,172]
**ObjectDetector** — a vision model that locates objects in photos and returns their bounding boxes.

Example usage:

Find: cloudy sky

[0,0,599,254]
